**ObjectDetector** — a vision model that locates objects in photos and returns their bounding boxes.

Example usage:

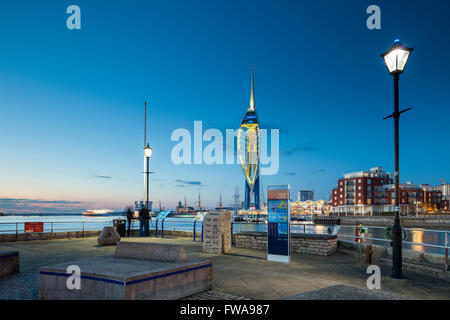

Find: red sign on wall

[25,222,44,233]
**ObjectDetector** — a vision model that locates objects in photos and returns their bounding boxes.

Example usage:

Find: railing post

[201,221,204,242]
[231,222,233,245]
[193,220,197,242]
[51,222,54,239]
[155,218,159,237]
[445,231,449,271]
[16,223,18,241]
[82,222,85,237]
[161,218,165,238]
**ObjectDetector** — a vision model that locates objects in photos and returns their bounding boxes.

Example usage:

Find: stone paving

[281,284,405,300]
[184,290,251,300]
[1,236,450,300]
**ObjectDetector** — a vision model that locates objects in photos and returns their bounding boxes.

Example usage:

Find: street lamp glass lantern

[144,144,153,158]
[382,40,413,75]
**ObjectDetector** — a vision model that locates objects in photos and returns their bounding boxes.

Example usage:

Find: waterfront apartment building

[331,167,442,215]
[291,200,332,215]
[437,183,450,196]
[298,190,314,202]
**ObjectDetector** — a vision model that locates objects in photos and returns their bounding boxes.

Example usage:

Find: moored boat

[82,209,113,216]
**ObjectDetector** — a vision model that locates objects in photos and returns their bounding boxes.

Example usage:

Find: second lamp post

[144,143,153,214]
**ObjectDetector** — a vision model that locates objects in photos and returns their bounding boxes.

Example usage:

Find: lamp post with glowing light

[382,39,413,279]
[144,143,153,214]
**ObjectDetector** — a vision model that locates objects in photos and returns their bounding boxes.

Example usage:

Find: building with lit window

[291,200,332,216]
[331,167,442,215]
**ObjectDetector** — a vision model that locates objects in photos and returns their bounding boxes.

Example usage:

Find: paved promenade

[0,236,449,300]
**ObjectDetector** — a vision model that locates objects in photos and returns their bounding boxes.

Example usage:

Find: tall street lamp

[382,39,413,279]
[144,143,153,214]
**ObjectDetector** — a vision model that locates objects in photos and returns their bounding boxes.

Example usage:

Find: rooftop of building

[342,167,392,179]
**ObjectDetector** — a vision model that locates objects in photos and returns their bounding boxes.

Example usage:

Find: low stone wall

[337,240,450,281]
[0,251,20,277]
[115,242,187,262]
[0,229,203,243]
[233,232,337,256]
[0,231,102,243]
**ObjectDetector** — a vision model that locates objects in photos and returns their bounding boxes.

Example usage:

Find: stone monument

[97,226,121,246]
[202,211,232,254]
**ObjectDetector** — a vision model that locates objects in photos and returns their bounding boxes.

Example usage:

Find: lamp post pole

[391,72,403,278]
[146,155,150,213]
[381,39,413,279]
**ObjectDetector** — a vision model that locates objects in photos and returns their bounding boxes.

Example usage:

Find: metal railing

[233,221,449,259]
[1,219,448,267]
[0,220,116,240]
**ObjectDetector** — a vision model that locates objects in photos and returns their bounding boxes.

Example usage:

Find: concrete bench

[114,242,186,262]
[39,243,212,300]
[0,251,20,277]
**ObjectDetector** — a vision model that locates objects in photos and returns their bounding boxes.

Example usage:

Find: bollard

[365,245,373,264]
[354,221,359,243]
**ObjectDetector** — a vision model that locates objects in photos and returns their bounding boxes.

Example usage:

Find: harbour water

[0,215,448,256]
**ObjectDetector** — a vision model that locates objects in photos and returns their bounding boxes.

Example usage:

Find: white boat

[82,209,113,216]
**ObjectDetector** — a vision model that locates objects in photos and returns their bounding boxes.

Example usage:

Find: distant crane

[219,193,223,209]
[197,192,202,210]
[233,186,240,216]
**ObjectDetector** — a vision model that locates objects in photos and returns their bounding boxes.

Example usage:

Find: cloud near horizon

[282,143,317,156]
[175,179,203,186]
[92,175,113,179]
[0,197,85,214]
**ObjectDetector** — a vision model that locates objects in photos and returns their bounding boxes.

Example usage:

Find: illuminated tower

[237,67,260,210]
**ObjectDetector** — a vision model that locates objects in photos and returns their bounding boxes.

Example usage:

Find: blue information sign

[267,185,290,263]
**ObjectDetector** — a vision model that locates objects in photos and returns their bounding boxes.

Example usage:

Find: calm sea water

[0,215,448,256]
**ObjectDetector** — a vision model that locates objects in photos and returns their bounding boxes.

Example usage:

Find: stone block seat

[39,242,213,300]
[0,251,20,277]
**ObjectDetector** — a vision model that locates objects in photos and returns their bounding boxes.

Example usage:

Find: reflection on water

[410,231,425,254]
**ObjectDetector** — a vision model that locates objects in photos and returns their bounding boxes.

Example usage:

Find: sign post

[267,185,291,263]
[193,211,206,242]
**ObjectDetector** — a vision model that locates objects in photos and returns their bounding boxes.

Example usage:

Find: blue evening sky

[0,0,449,212]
